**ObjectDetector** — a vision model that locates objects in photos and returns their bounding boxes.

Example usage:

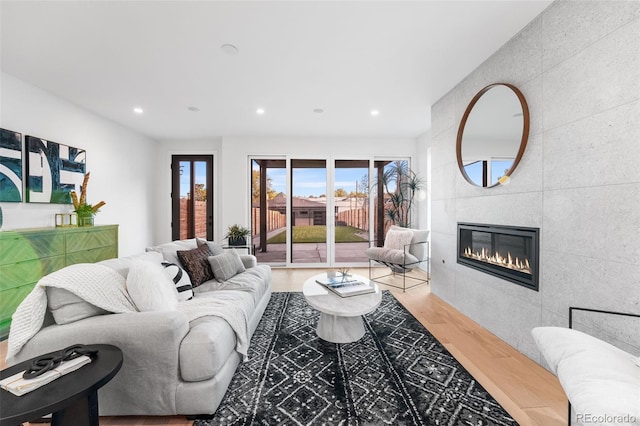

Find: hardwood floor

[1,267,567,426]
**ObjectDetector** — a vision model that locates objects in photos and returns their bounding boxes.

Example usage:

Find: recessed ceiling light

[221,44,239,55]
[256,108,265,115]
[370,109,379,116]
[313,108,324,114]
[133,107,144,114]
[187,106,200,112]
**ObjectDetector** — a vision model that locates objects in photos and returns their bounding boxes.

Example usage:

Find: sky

[179,161,208,197]
[180,162,372,198]
[180,160,408,199]
[464,159,513,186]
[269,167,369,197]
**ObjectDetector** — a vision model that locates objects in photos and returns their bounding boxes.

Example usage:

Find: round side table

[0,344,123,426]
[302,273,382,343]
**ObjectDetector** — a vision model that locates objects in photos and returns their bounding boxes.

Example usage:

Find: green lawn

[267,225,367,244]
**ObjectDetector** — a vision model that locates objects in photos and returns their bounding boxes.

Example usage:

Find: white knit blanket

[7,263,251,361]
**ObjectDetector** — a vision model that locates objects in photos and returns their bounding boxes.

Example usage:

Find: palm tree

[378,161,425,228]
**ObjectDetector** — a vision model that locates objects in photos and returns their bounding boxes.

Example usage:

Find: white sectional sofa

[6,238,271,416]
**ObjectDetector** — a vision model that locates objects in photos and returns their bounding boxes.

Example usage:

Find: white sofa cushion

[196,238,224,256]
[532,327,640,425]
[179,316,236,381]
[126,261,179,312]
[98,251,164,278]
[146,239,198,266]
[46,288,110,324]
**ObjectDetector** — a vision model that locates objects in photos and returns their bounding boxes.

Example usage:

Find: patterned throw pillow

[208,250,246,282]
[161,261,194,301]
[176,244,214,287]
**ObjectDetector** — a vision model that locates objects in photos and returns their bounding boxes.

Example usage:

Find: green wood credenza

[0,225,118,340]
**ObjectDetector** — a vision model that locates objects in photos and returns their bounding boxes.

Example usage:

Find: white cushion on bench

[532,327,640,426]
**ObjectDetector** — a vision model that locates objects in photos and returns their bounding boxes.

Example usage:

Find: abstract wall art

[0,128,23,202]
[25,135,86,204]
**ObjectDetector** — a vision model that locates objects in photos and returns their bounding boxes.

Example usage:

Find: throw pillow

[196,238,224,256]
[208,250,246,282]
[390,225,429,260]
[177,243,214,287]
[126,260,178,312]
[384,229,414,251]
[146,239,198,266]
[161,261,194,301]
[46,288,110,324]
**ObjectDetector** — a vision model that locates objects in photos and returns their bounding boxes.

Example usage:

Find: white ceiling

[0,1,552,141]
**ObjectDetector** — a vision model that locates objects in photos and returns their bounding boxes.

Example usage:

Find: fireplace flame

[462,246,532,275]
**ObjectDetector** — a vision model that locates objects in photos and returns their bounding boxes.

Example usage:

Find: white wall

[154,136,420,245]
[0,72,158,256]
[416,132,430,232]
[429,0,640,363]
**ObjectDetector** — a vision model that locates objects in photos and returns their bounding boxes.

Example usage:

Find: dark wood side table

[0,344,122,426]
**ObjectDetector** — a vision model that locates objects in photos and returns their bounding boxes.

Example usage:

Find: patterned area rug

[195,291,517,426]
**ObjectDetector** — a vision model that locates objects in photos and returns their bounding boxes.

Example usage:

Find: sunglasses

[23,344,99,380]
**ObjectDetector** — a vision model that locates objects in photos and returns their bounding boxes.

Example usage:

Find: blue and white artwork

[0,128,23,202]
[26,136,86,204]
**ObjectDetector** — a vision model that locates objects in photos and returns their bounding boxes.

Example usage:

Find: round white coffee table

[302,273,382,343]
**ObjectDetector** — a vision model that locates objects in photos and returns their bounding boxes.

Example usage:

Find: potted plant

[70,172,105,227]
[225,224,250,246]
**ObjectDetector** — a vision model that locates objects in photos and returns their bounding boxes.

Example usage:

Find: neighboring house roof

[253,193,326,210]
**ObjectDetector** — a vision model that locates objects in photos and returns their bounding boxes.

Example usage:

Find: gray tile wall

[429,0,640,364]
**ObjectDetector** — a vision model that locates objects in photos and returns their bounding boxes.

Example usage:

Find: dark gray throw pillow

[176,244,214,287]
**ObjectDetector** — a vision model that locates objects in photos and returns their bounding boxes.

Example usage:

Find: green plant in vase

[225,224,250,246]
[70,172,105,227]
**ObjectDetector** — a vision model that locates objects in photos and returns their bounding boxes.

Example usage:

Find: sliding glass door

[249,156,411,267]
[333,160,369,264]
[251,158,287,264]
[291,159,328,264]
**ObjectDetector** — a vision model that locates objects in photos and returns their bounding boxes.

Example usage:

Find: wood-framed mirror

[456,83,530,187]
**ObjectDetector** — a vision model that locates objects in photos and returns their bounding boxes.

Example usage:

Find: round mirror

[456,83,529,187]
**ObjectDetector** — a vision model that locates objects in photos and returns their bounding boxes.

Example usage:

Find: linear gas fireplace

[457,223,539,291]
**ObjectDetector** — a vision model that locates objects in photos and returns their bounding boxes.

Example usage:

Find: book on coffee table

[317,280,376,298]
[315,275,359,286]
[0,355,92,396]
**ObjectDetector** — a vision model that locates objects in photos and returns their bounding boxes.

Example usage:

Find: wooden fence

[251,208,286,237]
[179,198,208,238]
[336,206,369,231]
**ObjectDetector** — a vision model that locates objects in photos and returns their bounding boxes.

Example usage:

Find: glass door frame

[288,157,330,267]
[248,155,413,268]
[171,155,214,241]
[330,156,375,267]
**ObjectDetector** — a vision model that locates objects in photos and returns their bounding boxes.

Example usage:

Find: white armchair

[365,225,429,292]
